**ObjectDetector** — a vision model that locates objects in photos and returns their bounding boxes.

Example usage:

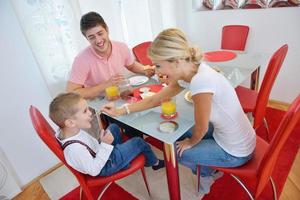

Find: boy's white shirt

[56,129,113,176]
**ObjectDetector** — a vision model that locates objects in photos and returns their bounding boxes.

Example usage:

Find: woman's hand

[100,102,122,117]
[157,73,169,85]
[176,138,193,157]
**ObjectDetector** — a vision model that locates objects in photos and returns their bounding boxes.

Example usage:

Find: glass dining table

[88,52,266,200]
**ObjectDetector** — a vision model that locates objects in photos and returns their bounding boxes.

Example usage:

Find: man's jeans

[99,124,158,176]
[178,123,253,177]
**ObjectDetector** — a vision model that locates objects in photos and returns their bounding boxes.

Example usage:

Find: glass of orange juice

[161,97,177,119]
[105,86,120,101]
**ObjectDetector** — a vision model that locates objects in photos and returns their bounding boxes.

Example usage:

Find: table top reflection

[205,52,264,88]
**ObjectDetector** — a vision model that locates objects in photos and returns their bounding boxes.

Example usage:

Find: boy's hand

[100,129,114,144]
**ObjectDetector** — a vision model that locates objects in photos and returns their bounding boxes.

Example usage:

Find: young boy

[49,92,164,176]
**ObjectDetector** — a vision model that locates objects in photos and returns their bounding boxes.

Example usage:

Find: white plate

[129,76,149,86]
[158,121,178,133]
[184,91,193,103]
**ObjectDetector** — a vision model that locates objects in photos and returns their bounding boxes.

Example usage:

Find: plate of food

[133,84,163,101]
[129,76,149,86]
[184,91,193,103]
[158,121,178,133]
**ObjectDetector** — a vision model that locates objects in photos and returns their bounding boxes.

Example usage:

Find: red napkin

[203,51,237,62]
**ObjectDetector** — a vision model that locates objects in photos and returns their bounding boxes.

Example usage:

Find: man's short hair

[49,93,82,128]
[80,11,107,36]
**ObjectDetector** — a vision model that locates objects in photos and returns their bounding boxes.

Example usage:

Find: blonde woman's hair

[49,92,83,128]
[148,28,202,65]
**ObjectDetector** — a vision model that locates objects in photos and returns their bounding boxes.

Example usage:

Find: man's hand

[108,74,125,86]
[100,129,114,144]
[176,138,193,157]
[143,65,155,77]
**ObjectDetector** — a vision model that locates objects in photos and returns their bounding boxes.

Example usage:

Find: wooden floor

[13,101,300,200]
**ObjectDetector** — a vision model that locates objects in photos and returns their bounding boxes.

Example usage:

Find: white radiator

[0,148,21,199]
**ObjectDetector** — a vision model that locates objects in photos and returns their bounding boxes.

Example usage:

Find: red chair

[235,44,288,140]
[29,106,150,200]
[221,25,249,51]
[198,95,300,199]
[132,41,153,65]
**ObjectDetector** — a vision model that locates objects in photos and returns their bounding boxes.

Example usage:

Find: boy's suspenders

[61,140,96,158]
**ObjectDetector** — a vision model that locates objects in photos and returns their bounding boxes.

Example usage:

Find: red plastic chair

[29,106,150,200]
[198,95,300,199]
[235,44,288,140]
[221,25,249,51]
[132,41,153,65]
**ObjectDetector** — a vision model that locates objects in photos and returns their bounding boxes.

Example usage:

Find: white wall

[0,0,59,187]
[0,0,177,189]
[176,2,300,103]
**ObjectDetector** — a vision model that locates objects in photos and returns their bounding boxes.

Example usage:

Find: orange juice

[161,101,176,116]
[105,86,119,100]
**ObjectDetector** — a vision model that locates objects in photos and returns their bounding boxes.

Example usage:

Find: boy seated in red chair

[49,92,164,176]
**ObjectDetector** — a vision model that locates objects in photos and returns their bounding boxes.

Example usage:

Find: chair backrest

[29,106,88,190]
[221,25,249,51]
[132,41,153,65]
[253,44,288,129]
[256,95,300,198]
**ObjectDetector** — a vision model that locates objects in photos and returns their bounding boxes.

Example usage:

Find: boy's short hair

[49,93,82,128]
[80,11,107,36]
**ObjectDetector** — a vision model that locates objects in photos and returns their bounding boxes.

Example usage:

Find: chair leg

[263,117,270,142]
[80,186,94,200]
[270,177,277,200]
[197,165,201,193]
[97,182,112,200]
[80,187,83,200]
[141,168,151,196]
[230,174,254,200]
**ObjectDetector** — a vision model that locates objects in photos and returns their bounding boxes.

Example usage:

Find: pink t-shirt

[69,41,134,87]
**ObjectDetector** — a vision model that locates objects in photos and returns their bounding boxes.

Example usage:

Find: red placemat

[133,84,163,101]
[203,51,237,62]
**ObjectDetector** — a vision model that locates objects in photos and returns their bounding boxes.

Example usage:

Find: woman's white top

[56,130,113,176]
[188,62,256,157]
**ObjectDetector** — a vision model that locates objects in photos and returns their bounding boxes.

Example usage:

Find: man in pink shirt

[67,12,154,99]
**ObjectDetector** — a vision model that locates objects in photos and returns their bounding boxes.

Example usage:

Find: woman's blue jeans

[178,123,253,177]
[99,124,158,176]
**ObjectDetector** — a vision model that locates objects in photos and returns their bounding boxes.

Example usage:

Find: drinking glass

[105,85,120,101]
[161,97,177,119]
[119,79,134,101]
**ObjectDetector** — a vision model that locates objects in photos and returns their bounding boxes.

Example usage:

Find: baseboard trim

[21,162,63,190]
[268,99,290,111]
